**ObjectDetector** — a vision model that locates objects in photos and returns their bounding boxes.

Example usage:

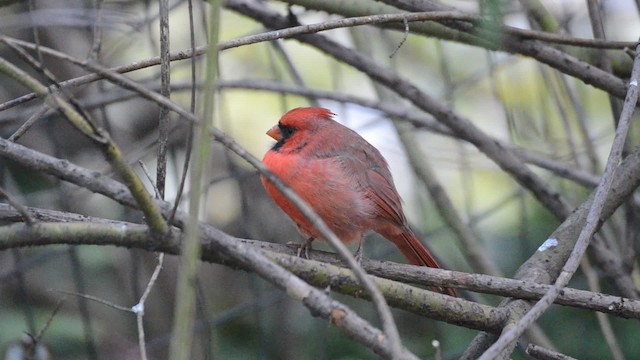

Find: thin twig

[133,253,165,360]
[168,2,219,359]
[581,257,626,360]
[388,17,409,58]
[33,296,66,342]
[0,187,35,224]
[8,105,50,142]
[156,0,171,199]
[138,160,162,199]
[432,340,442,360]
[526,344,578,360]
[51,289,133,313]
[167,0,199,225]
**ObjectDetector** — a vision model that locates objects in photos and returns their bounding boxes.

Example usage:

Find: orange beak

[266,125,282,141]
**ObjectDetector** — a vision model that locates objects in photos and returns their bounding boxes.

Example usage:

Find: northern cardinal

[261,107,456,297]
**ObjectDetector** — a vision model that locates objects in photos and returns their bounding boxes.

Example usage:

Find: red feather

[262,107,456,297]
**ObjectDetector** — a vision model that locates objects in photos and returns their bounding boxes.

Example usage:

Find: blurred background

[1,0,639,359]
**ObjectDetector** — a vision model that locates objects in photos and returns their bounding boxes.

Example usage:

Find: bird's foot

[353,246,363,264]
[286,237,314,259]
[353,239,365,264]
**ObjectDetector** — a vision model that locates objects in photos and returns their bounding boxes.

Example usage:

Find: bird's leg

[354,238,365,264]
[295,237,314,259]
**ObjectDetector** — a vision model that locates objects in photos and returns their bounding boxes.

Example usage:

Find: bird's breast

[262,152,374,243]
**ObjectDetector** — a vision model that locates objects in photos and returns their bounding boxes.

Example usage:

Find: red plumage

[261,107,456,297]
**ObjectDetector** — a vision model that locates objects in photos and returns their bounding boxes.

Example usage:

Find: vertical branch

[10,250,37,335]
[67,247,99,360]
[0,187,35,224]
[157,0,171,198]
[133,253,165,360]
[580,257,626,360]
[586,0,639,302]
[88,0,113,133]
[586,0,623,126]
[168,0,199,224]
[168,2,220,360]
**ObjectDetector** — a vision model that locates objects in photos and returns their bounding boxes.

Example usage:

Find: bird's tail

[387,228,457,297]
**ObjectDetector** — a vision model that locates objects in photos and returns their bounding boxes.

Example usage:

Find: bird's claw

[353,246,363,264]
[297,243,309,259]
[353,239,364,264]
[286,238,314,259]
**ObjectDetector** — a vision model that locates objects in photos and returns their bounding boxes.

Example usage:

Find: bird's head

[266,107,336,152]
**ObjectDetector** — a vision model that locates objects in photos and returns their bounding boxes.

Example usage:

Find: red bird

[261,107,456,297]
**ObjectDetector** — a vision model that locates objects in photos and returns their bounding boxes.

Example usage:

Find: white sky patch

[538,238,558,252]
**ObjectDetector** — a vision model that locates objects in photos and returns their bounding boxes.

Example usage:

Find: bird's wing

[338,146,407,226]
[365,166,406,225]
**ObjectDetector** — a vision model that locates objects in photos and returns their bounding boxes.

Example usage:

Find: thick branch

[1,204,639,321]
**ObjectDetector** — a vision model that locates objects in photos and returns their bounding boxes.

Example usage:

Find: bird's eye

[279,124,295,139]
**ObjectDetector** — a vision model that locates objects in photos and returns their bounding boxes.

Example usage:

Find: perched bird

[261,107,456,297]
